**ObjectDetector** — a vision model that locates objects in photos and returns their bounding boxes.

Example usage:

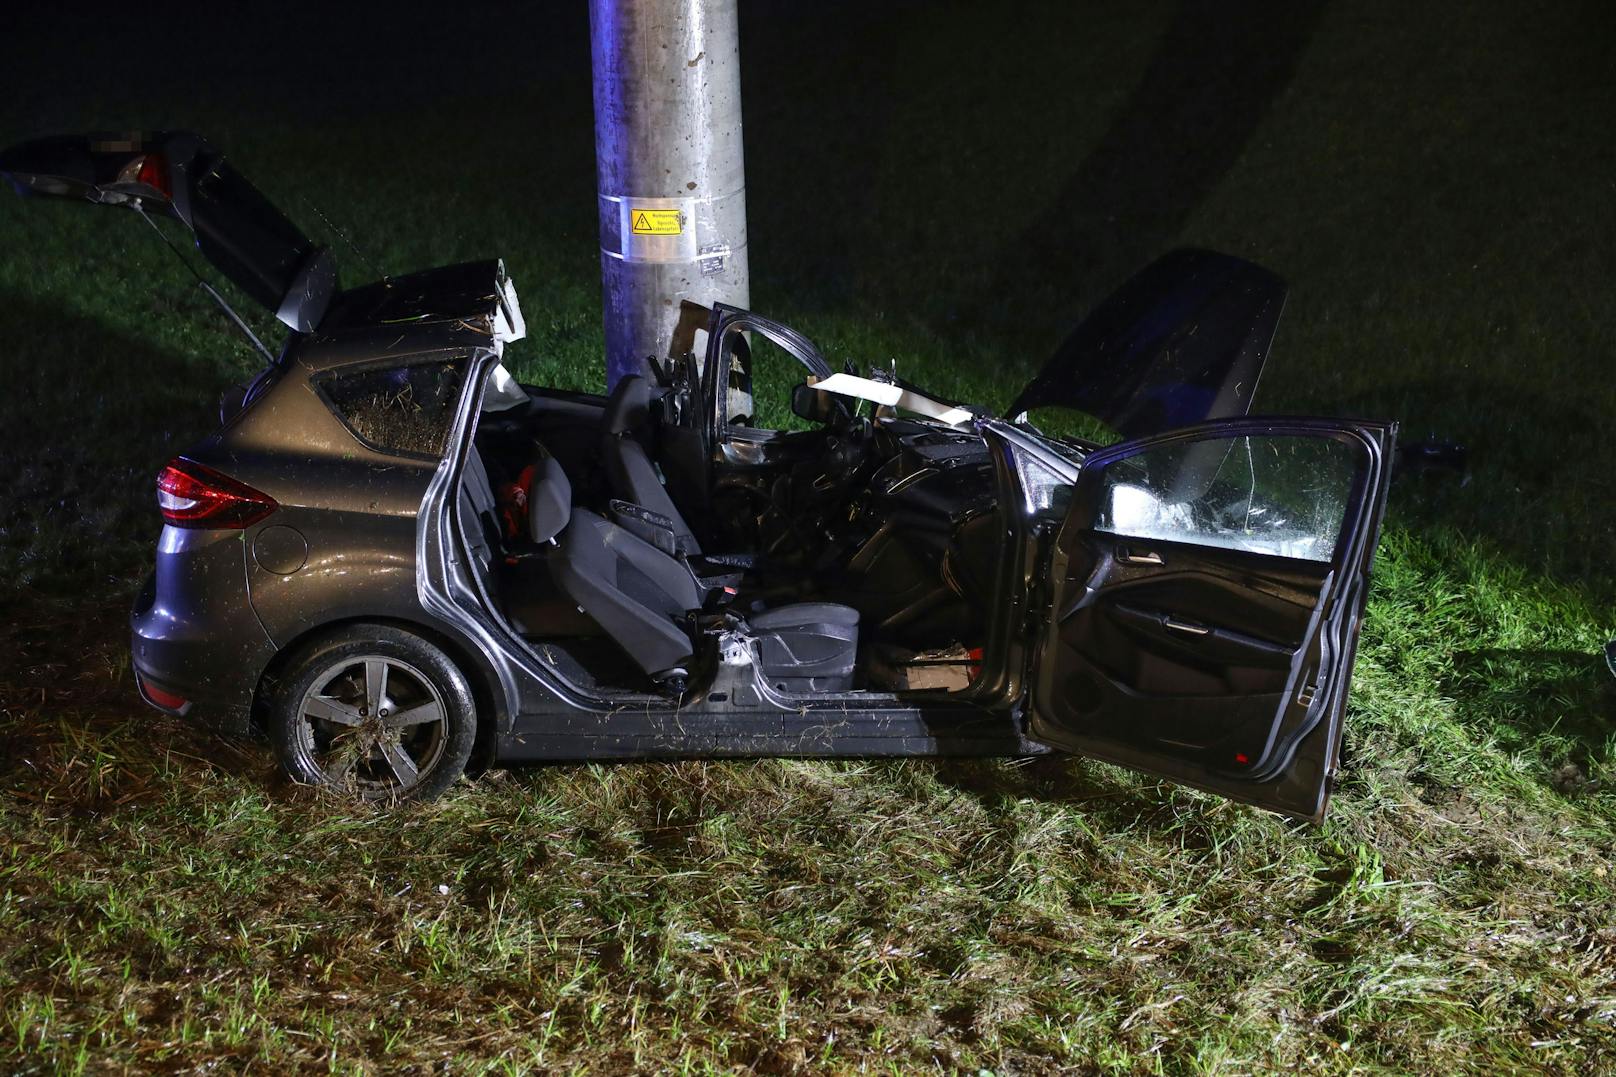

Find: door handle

[1118,548,1163,566]
[1163,617,1210,636]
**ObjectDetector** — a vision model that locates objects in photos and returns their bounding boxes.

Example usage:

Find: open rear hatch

[1007,248,1286,439]
[0,130,335,332]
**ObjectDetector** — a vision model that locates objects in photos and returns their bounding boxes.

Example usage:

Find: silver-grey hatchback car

[3,130,1395,820]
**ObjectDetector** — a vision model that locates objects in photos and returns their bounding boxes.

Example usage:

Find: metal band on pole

[590,0,751,388]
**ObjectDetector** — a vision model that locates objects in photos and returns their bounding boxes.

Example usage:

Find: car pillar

[589,0,751,391]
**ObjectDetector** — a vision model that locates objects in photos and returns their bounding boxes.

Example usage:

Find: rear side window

[320,359,467,457]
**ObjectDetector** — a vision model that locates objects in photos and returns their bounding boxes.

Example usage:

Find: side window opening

[719,327,756,428]
[320,358,468,457]
[718,325,825,432]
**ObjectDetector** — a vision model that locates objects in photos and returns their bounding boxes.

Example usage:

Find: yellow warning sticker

[629,208,683,236]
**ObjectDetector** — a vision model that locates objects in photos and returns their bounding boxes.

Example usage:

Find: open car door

[1027,418,1396,821]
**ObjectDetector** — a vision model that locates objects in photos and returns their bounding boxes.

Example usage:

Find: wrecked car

[0,131,1395,820]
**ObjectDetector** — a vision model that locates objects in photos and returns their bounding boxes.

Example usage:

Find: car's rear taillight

[156,458,276,529]
[115,152,173,200]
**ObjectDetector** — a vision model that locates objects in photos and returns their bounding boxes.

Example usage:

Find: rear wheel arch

[253,615,508,740]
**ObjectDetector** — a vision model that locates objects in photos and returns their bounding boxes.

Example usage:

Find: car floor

[524,635,657,699]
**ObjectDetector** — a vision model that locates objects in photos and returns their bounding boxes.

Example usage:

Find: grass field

[3,0,1615,1071]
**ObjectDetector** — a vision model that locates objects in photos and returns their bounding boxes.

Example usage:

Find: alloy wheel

[291,654,449,799]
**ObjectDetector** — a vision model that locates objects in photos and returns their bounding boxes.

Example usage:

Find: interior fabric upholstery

[601,376,702,554]
[549,508,703,677]
[750,603,859,631]
[463,446,499,534]
[491,421,863,691]
[749,602,861,692]
[527,456,572,544]
[602,374,652,435]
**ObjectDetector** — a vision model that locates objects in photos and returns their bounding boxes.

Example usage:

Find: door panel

[1028,418,1395,820]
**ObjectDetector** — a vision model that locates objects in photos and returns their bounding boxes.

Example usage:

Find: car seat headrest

[527,455,572,544]
[603,374,652,436]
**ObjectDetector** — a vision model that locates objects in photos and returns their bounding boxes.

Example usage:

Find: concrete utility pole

[590,0,750,387]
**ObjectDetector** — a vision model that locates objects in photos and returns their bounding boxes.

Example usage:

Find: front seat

[600,375,702,554]
[534,455,861,696]
[532,456,703,686]
[750,602,861,693]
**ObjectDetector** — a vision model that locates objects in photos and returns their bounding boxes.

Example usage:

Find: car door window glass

[322,358,467,457]
[1094,434,1358,561]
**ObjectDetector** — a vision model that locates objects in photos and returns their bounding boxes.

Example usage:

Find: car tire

[266,624,477,803]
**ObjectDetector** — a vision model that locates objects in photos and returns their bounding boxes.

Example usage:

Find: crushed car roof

[318,260,526,344]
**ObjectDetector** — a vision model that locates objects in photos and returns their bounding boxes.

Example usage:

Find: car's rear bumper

[129,531,278,736]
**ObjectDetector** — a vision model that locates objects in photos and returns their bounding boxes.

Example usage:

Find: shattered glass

[1096,433,1359,561]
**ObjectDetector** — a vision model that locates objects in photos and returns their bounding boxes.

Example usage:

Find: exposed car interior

[456,344,1007,700]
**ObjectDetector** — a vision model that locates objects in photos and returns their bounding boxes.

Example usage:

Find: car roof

[319,260,514,332]
[284,259,522,373]
[284,320,496,374]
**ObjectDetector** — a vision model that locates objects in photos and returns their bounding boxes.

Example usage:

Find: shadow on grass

[0,290,238,593]
[976,0,1327,327]
[739,0,927,313]
[928,754,1159,814]
[0,292,270,796]
[1443,648,1616,784]
[0,590,269,807]
[1336,376,1616,591]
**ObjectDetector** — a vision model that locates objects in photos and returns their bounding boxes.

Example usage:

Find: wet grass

[2,0,1616,1071]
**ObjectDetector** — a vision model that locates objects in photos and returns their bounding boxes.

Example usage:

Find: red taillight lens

[156,459,276,529]
[136,154,171,198]
[116,153,173,200]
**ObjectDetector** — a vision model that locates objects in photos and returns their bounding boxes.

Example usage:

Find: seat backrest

[549,508,703,677]
[601,375,701,554]
[527,455,572,544]
[463,443,499,523]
